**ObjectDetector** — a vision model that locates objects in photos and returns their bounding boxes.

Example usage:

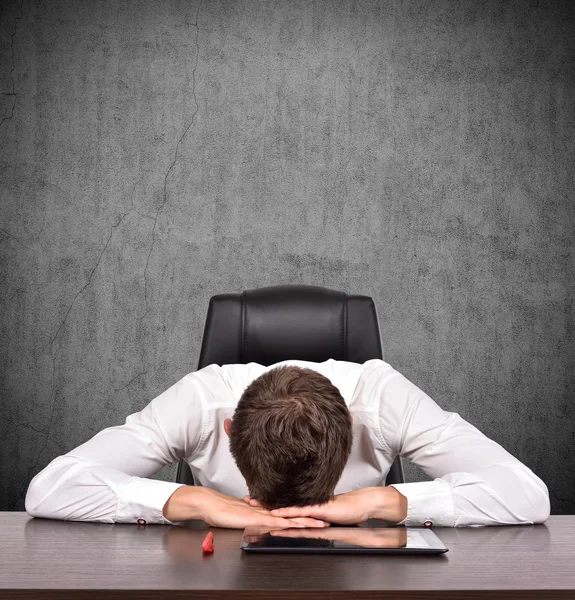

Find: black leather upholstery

[175,284,405,487]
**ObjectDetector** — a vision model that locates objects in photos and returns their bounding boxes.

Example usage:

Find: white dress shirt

[25,358,550,527]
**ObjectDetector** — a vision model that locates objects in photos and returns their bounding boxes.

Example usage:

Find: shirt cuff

[115,477,186,525]
[389,480,456,527]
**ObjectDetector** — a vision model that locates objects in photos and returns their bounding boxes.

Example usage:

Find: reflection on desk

[0,513,572,599]
[243,525,409,548]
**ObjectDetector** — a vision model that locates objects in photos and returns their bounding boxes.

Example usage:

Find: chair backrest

[176,284,404,486]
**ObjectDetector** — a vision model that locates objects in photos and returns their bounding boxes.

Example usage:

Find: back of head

[229,365,353,508]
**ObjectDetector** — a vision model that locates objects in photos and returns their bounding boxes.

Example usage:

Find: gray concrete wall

[1,0,573,514]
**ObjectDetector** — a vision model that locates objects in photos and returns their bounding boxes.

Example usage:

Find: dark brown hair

[229,365,353,508]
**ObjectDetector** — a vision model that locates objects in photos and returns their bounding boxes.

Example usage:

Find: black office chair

[175,284,405,487]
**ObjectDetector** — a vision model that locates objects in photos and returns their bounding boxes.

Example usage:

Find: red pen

[202,531,214,553]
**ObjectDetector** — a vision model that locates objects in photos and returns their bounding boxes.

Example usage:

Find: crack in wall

[8,167,177,508]
[0,0,24,130]
[510,338,552,359]
[0,227,29,248]
[550,489,575,507]
[5,176,153,510]
[7,213,128,509]
[0,210,46,250]
[8,167,174,507]
[126,0,204,422]
[42,213,128,353]
[113,371,148,393]
[0,409,55,440]
[139,0,203,326]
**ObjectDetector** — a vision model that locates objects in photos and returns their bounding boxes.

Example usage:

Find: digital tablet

[241,526,448,555]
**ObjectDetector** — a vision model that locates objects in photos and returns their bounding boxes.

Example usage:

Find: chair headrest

[197,284,383,368]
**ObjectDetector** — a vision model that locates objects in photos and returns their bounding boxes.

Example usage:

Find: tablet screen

[241,527,448,554]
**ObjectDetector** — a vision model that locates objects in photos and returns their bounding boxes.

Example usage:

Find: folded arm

[247,365,550,528]
[24,375,199,524]
[378,369,550,527]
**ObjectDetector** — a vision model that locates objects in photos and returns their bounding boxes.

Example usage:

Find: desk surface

[1,513,574,599]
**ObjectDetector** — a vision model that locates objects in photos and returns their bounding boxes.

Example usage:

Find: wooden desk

[1,513,574,599]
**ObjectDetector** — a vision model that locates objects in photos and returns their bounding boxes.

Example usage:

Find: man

[25,358,550,528]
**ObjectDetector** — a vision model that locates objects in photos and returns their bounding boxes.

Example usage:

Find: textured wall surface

[1,0,573,514]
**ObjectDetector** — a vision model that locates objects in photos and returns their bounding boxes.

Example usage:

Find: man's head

[225,365,353,509]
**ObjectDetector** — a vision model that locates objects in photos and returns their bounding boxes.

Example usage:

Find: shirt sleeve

[25,373,205,525]
[375,369,551,527]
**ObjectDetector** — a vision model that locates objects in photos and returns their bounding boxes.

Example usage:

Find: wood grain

[1,513,574,599]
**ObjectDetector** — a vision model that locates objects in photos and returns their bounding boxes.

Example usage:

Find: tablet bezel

[240,527,449,555]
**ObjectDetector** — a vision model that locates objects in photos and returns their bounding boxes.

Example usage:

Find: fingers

[291,517,330,528]
[249,508,327,527]
[269,505,323,519]
[244,500,329,526]
[257,516,326,529]
[244,497,328,522]
[263,516,307,529]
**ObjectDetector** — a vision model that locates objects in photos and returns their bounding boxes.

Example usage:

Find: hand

[244,486,408,525]
[163,486,330,529]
